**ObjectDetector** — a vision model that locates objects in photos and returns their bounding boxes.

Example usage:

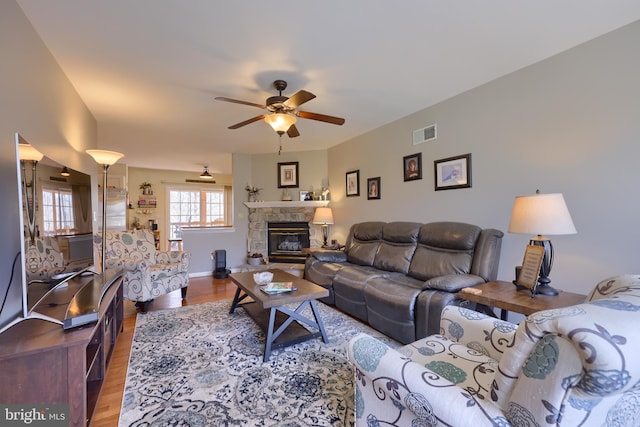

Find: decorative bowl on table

[253,271,273,285]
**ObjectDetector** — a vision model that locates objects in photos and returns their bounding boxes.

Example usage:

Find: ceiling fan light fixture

[264,113,296,134]
[200,166,213,179]
[60,166,70,177]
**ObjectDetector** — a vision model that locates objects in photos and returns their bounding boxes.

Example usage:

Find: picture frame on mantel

[346,170,360,197]
[277,162,299,188]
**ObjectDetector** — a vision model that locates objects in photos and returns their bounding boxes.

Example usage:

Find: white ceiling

[16,1,640,175]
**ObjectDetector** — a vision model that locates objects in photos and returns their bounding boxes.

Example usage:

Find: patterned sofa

[305,221,503,343]
[348,274,640,426]
[97,230,191,311]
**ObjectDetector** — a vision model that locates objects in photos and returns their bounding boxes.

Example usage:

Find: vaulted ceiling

[16,1,640,174]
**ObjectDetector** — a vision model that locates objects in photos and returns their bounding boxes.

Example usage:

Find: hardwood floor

[91,276,238,427]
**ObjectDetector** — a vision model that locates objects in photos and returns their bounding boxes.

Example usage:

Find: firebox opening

[267,222,310,263]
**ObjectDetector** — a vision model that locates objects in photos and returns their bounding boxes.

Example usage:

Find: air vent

[413,124,437,145]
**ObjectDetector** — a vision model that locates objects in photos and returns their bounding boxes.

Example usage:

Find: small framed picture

[403,153,422,181]
[367,177,381,200]
[299,191,308,201]
[278,162,299,188]
[516,244,545,295]
[346,170,360,197]
[434,153,471,191]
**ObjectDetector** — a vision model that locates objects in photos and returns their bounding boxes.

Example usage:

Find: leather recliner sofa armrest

[310,249,348,263]
[423,273,486,292]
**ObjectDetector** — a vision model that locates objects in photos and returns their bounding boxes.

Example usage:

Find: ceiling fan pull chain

[278,135,282,155]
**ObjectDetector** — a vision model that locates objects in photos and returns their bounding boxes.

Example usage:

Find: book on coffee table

[260,281,297,294]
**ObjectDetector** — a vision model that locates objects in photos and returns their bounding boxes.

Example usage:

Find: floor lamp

[86,149,124,272]
[508,190,577,295]
[313,207,334,247]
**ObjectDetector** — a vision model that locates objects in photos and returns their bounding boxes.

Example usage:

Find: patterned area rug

[119,299,398,426]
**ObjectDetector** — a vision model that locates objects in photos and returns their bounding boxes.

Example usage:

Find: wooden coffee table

[458,280,586,321]
[229,268,330,362]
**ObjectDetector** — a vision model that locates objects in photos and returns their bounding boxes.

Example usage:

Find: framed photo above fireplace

[278,162,299,188]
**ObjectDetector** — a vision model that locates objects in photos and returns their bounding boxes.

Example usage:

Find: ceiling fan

[215,80,345,138]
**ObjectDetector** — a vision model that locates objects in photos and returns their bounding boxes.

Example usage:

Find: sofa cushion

[346,222,384,266]
[418,222,481,250]
[372,222,420,273]
[408,222,481,280]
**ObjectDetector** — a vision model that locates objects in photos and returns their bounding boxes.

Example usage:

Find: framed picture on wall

[403,153,422,181]
[346,170,360,197]
[367,177,381,200]
[434,153,471,190]
[277,162,299,188]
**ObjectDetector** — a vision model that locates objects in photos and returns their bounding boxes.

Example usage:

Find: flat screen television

[0,134,95,334]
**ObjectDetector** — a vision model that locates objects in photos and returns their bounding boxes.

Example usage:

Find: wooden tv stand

[0,269,124,427]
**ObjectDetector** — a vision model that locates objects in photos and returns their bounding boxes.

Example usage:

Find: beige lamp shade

[264,113,296,133]
[18,144,44,161]
[313,207,334,225]
[508,192,577,236]
[86,149,124,166]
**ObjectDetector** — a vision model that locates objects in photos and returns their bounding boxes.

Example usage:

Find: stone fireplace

[245,201,329,263]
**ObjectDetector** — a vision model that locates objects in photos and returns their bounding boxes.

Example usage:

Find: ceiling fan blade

[283,90,316,109]
[296,111,345,125]
[228,114,266,129]
[215,96,266,109]
[287,124,300,138]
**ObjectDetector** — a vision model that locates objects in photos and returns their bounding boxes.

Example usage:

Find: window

[42,185,75,235]
[168,184,232,239]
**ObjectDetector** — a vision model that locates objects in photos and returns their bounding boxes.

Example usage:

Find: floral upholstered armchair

[97,230,191,311]
[24,236,92,283]
[348,274,640,426]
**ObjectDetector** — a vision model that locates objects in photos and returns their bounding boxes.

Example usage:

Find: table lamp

[508,190,576,295]
[87,149,124,271]
[313,207,334,247]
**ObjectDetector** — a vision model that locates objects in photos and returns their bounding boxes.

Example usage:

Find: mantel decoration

[245,185,262,202]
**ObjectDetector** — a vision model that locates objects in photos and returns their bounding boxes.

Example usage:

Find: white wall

[0,1,97,173]
[0,0,98,284]
[328,21,640,294]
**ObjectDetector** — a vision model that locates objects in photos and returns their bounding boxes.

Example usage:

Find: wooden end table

[229,268,330,362]
[458,280,586,321]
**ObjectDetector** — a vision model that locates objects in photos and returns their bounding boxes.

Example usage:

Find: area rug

[119,299,399,426]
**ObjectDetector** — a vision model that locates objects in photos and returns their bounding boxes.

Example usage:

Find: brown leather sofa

[304,221,503,343]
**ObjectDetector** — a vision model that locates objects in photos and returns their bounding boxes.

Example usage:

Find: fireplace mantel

[244,201,329,209]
